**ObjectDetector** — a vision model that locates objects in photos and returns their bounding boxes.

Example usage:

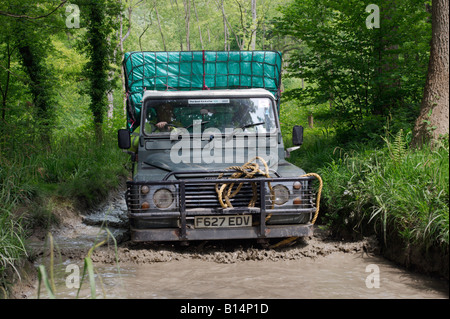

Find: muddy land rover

[117,51,321,243]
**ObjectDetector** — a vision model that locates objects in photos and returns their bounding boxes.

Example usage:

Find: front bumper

[125,175,318,242]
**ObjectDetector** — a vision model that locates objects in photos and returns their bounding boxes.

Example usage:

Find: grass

[0,156,33,293]
[317,138,449,248]
[0,126,129,297]
[37,227,120,299]
[0,211,28,291]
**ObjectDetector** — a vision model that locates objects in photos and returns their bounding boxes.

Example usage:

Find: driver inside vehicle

[145,103,177,133]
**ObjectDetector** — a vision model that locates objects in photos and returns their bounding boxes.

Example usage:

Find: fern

[383,129,407,163]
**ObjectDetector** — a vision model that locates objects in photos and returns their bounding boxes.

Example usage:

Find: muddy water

[64,255,448,299]
[27,231,449,299]
[24,195,449,300]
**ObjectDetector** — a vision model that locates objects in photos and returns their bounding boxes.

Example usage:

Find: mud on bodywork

[125,171,318,242]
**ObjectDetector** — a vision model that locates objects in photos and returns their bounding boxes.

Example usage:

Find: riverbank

[382,232,449,281]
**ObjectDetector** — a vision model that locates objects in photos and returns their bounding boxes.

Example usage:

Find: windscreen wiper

[240,121,265,129]
[225,122,266,141]
[184,121,210,129]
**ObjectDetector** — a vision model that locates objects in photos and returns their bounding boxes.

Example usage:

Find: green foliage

[280,99,336,172]
[74,0,122,138]
[125,0,287,52]
[0,210,27,294]
[0,127,128,294]
[317,135,449,249]
[0,0,67,142]
[0,1,125,292]
[276,0,431,135]
[280,89,448,251]
[382,129,408,163]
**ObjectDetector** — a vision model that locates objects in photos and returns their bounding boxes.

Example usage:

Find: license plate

[194,215,252,228]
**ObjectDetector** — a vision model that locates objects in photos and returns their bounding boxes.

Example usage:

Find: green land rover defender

[118,51,321,243]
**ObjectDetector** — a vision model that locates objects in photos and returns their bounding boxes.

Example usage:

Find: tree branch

[0,1,67,20]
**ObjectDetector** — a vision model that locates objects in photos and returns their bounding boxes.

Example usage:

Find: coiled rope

[215,156,274,211]
[214,157,323,230]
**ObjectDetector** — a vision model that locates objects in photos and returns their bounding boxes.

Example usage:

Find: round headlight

[293,181,302,190]
[273,184,289,205]
[153,188,174,209]
[141,185,150,195]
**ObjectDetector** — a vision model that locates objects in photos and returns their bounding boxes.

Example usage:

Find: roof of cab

[142,88,275,100]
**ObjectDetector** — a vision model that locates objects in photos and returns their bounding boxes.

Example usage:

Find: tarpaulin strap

[163,83,177,91]
[126,91,135,122]
[125,91,138,131]
[202,50,209,90]
[128,119,135,131]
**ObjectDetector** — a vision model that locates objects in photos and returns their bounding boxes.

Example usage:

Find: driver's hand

[156,121,167,129]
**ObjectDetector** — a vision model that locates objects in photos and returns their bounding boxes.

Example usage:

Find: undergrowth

[281,99,448,254]
[287,125,449,252]
[0,129,128,297]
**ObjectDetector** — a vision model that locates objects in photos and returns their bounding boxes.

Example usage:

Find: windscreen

[143,97,277,135]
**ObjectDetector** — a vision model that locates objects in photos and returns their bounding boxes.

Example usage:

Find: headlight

[153,188,174,208]
[293,181,302,190]
[141,185,150,195]
[273,184,289,205]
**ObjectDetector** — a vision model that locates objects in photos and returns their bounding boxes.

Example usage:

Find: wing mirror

[118,129,131,149]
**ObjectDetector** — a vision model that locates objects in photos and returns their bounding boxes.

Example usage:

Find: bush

[318,134,449,250]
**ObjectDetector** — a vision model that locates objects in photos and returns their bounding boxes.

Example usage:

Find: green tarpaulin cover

[123,50,282,132]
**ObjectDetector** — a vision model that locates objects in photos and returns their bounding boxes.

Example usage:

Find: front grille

[185,181,261,209]
[125,175,318,214]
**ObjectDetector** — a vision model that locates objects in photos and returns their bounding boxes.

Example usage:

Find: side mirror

[292,125,304,146]
[118,129,131,149]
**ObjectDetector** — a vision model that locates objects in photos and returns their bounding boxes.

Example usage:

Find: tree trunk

[0,41,11,122]
[183,0,191,51]
[220,0,228,51]
[308,114,314,129]
[120,0,143,115]
[154,2,167,51]
[412,0,449,147]
[107,88,114,119]
[171,0,184,51]
[17,34,53,143]
[192,0,204,50]
[250,0,257,50]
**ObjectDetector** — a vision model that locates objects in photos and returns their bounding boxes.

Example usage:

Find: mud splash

[88,228,378,265]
